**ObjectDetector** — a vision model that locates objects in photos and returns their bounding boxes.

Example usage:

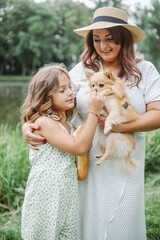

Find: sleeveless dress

[69,60,160,240]
[21,119,80,240]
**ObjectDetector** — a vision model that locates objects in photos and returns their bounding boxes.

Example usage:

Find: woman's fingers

[29,143,40,150]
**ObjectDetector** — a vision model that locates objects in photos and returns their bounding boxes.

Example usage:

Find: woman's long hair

[81,26,142,86]
[21,63,73,123]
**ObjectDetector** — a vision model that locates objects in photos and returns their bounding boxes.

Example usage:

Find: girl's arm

[35,92,105,155]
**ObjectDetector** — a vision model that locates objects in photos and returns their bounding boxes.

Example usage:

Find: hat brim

[74,22,145,43]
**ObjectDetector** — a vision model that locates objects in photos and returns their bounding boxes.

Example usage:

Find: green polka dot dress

[21,121,80,240]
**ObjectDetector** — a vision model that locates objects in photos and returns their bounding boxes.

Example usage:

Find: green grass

[0,173,159,239]
[0,76,30,83]
[145,173,160,239]
[0,210,22,240]
[0,125,160,239]
[0,124,30,211]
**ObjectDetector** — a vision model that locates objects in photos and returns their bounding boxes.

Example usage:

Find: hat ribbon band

[93,16,127,24]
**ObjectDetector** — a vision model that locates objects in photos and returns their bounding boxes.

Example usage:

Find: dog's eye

[91,84,95,88]
[99,83,105,88]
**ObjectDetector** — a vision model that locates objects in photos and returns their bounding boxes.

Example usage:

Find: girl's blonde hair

[21,63,73,123]
[81,26,142,86]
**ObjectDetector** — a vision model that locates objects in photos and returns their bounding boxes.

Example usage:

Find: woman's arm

[22,122,46,149]
[112,101,160,133]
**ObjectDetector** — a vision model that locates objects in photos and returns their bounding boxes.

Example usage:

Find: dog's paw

[96,154,103,159]
[104,126,111,135]
[95,158,104,165]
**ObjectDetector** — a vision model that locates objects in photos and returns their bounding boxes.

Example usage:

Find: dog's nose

[93,88,98,92]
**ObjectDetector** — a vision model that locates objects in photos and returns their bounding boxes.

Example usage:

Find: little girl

[21,63,104,240]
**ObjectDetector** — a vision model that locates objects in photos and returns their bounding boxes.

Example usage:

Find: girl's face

[93,29,121,64]
[53,72,75,112]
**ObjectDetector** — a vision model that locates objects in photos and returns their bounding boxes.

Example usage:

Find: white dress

[69,60,160,240]
[21,120,80,240]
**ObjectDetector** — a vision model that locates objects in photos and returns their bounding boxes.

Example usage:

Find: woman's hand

[22,122,46,149]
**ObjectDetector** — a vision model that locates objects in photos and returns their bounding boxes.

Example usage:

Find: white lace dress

[70,60,160,240]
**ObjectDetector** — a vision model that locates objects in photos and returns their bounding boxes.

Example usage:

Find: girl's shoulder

[35,115,70,134]
[35,115,58,128]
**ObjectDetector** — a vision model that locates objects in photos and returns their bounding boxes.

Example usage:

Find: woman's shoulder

[137,59,157,71]
[137,59,159,78]
[69,62,83,73]
[69,62,84,82]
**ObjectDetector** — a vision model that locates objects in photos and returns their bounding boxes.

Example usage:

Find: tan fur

[87,70,140,173]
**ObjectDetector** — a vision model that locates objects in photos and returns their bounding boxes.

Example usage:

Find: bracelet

[89,112,99,118]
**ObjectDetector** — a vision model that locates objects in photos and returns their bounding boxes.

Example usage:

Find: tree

[48,0,92,69]
[0,0,92,75]
[85,0,123,9]
[133,0,160,71]
[0,0,15,74]
[2,0,159,75]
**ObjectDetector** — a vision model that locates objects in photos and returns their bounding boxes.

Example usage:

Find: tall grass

[0,125,160,239]
[145,173,160,239]
[0,124,30,211]
[145,130,160,172]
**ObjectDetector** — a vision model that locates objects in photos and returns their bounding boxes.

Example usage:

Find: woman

[23,7,160,240]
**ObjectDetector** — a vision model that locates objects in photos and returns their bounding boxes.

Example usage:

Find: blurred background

[0,0,159,127]
[0,0,160,239]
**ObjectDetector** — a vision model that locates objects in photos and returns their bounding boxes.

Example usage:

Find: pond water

[0,82,28,128]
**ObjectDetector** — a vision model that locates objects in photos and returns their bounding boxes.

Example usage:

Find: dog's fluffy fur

[87,70,140,173]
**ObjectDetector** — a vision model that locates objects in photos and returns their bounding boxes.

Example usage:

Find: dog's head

[86,70,116,92]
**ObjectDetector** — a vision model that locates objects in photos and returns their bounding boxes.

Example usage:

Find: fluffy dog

[87,70,140,172]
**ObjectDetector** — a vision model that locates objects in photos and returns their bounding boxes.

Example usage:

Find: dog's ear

[109,70,116,81]
[85,71,94,80]
[104,70,116,81]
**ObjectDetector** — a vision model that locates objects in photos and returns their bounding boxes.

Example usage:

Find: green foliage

[145,173,160,239]
[0,124,160,238]
[0,0,92,75]
[0,124,30,211]
[134,0,160,71]
[0,76,30,82]
[145,130,160,173]
[1,0,159,75]
[0,211,22,240]
[0,124,159,212]
[91,0,123,8]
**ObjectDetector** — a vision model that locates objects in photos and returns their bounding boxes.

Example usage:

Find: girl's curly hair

[21,63,73,123]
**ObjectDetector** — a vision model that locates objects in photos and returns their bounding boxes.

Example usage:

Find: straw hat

[74,7,145,43]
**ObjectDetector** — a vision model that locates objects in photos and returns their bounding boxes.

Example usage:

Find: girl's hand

[22,122,46,149]
[89,91,105,116]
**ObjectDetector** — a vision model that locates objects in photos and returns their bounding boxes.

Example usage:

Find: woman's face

[93,28,121,64]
